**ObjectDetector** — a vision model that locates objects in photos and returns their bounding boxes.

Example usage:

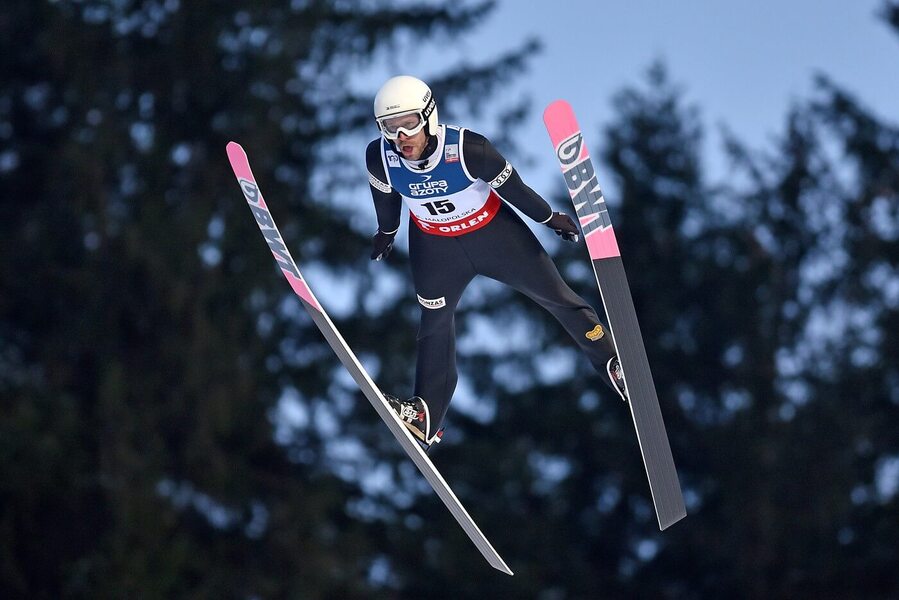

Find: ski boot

[384,394,444,448]
[607,356,628,402]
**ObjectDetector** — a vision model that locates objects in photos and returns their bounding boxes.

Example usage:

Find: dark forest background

[2,1,898,598]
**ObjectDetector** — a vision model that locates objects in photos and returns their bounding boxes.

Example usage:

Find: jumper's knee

[416,303,454,340]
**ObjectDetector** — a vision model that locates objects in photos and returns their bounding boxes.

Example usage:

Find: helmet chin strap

[416,133,439,166]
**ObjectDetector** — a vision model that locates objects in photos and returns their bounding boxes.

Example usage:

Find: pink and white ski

[226,141,513,574]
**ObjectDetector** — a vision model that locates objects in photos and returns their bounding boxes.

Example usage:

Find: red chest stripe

[410,191,502,237]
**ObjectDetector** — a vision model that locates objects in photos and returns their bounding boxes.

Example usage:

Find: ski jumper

[366,125,616,430]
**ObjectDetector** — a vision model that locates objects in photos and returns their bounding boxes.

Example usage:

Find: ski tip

[543,99,572,121]
[225,141,245,158]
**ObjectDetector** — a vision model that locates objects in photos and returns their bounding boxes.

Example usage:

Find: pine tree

[0,1,538,597]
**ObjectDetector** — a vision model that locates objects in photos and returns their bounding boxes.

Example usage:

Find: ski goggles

[377,110,426,140]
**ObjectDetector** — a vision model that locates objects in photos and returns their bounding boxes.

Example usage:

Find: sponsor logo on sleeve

[417,294,447,309]
[489,161,513,189]
[386,151,400,167]
[444,143,459,163]
[368,172,392,194]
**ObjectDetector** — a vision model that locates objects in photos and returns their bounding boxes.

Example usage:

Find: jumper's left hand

[545,212,580,243]
[370,230,396,261]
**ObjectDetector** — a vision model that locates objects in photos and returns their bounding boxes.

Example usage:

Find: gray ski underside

[593,257,686,530]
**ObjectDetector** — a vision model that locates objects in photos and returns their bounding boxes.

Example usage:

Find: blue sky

[406,0,898,193]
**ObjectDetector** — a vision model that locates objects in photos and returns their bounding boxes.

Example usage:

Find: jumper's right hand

[370,230,396,261]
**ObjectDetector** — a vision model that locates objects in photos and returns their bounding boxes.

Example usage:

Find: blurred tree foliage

[0,0,537,597]
[1,0,898,598]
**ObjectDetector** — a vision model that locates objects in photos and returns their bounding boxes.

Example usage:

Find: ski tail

[543,102,686,530]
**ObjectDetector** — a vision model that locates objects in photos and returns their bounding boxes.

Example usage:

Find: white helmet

[373,75,438,140]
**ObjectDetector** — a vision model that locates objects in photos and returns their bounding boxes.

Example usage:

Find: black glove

[370,230,396,261]
[545,212,580,242]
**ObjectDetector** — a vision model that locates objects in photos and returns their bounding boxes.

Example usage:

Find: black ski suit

[366,126,616,431]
